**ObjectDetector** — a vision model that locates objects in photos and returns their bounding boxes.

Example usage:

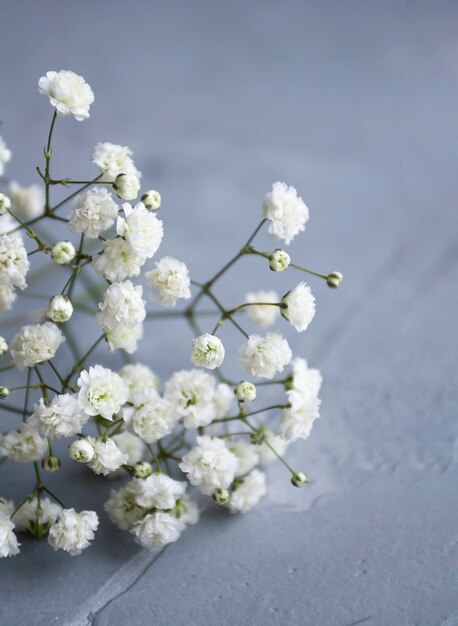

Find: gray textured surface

[0,1,457,625]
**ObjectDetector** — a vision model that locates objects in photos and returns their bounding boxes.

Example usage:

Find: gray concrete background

[0,1,457,624]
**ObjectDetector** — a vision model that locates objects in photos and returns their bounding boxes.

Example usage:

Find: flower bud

[113,173,140,201]
[212,488,230,505]
[141,189,161,210]
[190,333,225,370]
[52,241,76,265]
[0,193,11,215]
[132,461,153,478]
[326,271,343,289]
[269,249,290,272]
[42,455,61,472]
[250,427,267,445]
[69,438,95,463]
[0,337,8,356]
[291,471,309,487]
[235,381,256,403]
[46,295,73,323]
[0,386,10,398]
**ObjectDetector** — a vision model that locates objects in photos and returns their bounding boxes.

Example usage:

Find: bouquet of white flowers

[0,70,342,558]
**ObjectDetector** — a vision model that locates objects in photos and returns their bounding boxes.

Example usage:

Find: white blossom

[92,238,144,282]
[281,282,316,332]
[117,202,163,260]
[130,474,186,510]
[269,248,290,272]
[119,363,160,404]
[77,365,129,420]
[257,429,289,464]
[113,173,140,201]
[235,381,256,403]
[226,439,259,477]
[51,241,75,265]
[92,142,141,182]
[0,498,14,517]
[0,136,11,176]
[104,484,146,531]
[239,332,292,379]
[38,70,94,121]
[190,333,225,370]
[130,511,185,549]
[146,256,191,307]
[0,337,7,355]
[96,281,145,330]
[213,383,233,419]
[228,469,266,513]
[179,436,240,495]
[0,232,30,291]
[288,357,322,400]
[164,370,217,428]
[280,392,321,441]
[31,394,89,439]
[105,323,143,354]
[7,182,44,219]
[0,513,20,558]
[141,189,161,210]
[69,187,118,238]
[131,397,178,443]
[263,182,309,244]
[245,290,279,327]
[0,193,11,215]
[12,496,61,536]
[0,424,46,462]
[10,322,64,369]
[46,295,73,323]
[0,285,16,312]
[112,431,145,467]
[87,437,128,476]
[48,508,99,556]
[69,438,94,463]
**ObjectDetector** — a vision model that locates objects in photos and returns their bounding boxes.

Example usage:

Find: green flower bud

[326,271,343,288]
[42,455,61,472]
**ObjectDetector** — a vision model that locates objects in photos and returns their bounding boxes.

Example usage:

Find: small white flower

[213,383,233,419]
[146,256,191,307]
[46,295,73,323]
[239,332,292,379]
[0,337,8,355]
[256,429,289,464]
[38,70,94,121]
[92,238,144,282]
[226,439,259,477]
[141,189,161,210]
[96,281,145,330]
[164,370,217,429]
[0,285,16,312]
[104,484,146,531]
[0,424,46,462]
[69,187,118,238]
[0,193,11,215]
[31,394,89,439]
[7,182,44,219]
[105,323,143,354]
[263,182,309,245]
[280,392,321,441]
[12,496,61,537]
[190,333,225,370]
[281,282,316,332]
[235,381,256,403]
[131,397,178,443]
[245,290,279,327]
[10,322,64,369]
[77,364,129,420]
[111,431,145,467]
[48,508,99,556]
[0,498,14,517]
[179,436,240,496]
[117,202,163,260]
[118,363,160,404]
[287,357,322,400]
[130,474,186,510]
[0,513,20,558]
[113,173,140,201]
[228,469,266,513]
[0,136,11,176]
[51,241,76,265]
[87,437,129,475]
[0,232,30,291]
[69,438,95,463]
[269,249,290,272]
[130,511,185,549]
[92,142,141,182]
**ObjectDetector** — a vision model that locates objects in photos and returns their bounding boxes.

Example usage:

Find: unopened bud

[47,295,73,323]
[212,488,230,505]
[0,386,10,398]
[52,241,76,265]
[291,471,309,487]
[42,455,61,472]
[250,427,267,445]
[235,381,256,403]
[69,438,94,463]
[269,249,290,272]
[141,189,161,210]
[113,173,140,201]
[326,271,343,289]
[0,337,8,356]
[0,193,11,215]
[132,461,153,478]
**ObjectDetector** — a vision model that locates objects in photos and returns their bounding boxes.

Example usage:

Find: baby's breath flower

[280,392,321,442]
[38,70,94,121]
[46,295,73,323]
[263,182,309,245]
[10,322,65,369]
[0,424,46,463]
[226,439,259,477]
[132,461,153,479]
[130,474,186,510]
[269,248,290,272]
[118,363,160,403]
[92,238,144,283]
[0,337,8,355]
[141,189,161,210]
[48,509,98,556]
[164,370,217,429]
[146,256,191,307]
[12,495,61,538]
[245,290,279,327]
[0,513,20,558]
[111,431,145,468]
[130,511,185,549]
[131,397,178,444]
[281,282,316,332]
[0,136,11,177]
[117,202,163,260]
[113,173,141,201]
[235,381,256,403]
[92,142,141,182]
[190,333,225,370]
[77,365,129,420]
[227,469,267,513]
[0,193,11,215]
[86,437,128,476]
[0,232,30,291]
[51,241,75,265]
[7,182,44,219]
[68,438,94,463]
[0,285,16,312]
[239,332,292,379]
[69,187,118,238]
[291,471,309,487]
[31,394,88,439]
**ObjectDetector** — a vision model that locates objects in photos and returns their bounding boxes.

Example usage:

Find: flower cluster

[0,71,343,559]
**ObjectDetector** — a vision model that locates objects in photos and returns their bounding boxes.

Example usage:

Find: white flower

[12,496,61,536]
[280,392,321,441]
[0,213,16,235]
[269,248,290,272]
[31,394,89,439]
[235,381,256,403]
[51,241,75,265]
[239,332,292,379]
[69,187,118,238]
[0,136,11,176]
[263,182,309,244]
[0,193,11,215]
[77,365,129,420]
[131,397,178,443]
[178,497,199,525]
[86,437,129,475]
[0,513,20,558]
[226,439,259,477]
[0,424,46,462]
[164,370,217,428]
[113,173,140,201]
[92,142,141,182]
[179,436,240,495]
[146,256,191,307]
[0,498,14,517]
[228,469,266,513]
[141,189,161,210]
[105,323,143,354]
[130,474,186,510]
[245,290,279,327]
[0,285,16,312]
[46,294,73,323]
[7,182,44,219]
[117,202,163,260]
[0,337,7,355]
[213,383,233,419]
[281,282,316,332]
[0,232,30,291]
[112,431,145,467]
[92,238,144,282]
[257,429,289,464]
[96,281,145,330]
[69,438,94,463]
[130,511,185,549]
[288,357,322,400]
[119,363,160,404]
[38,70,94,121]
[10,322,64,369]
[190,333,225,370]
[104,484,146,531]
[48,509,99,556]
